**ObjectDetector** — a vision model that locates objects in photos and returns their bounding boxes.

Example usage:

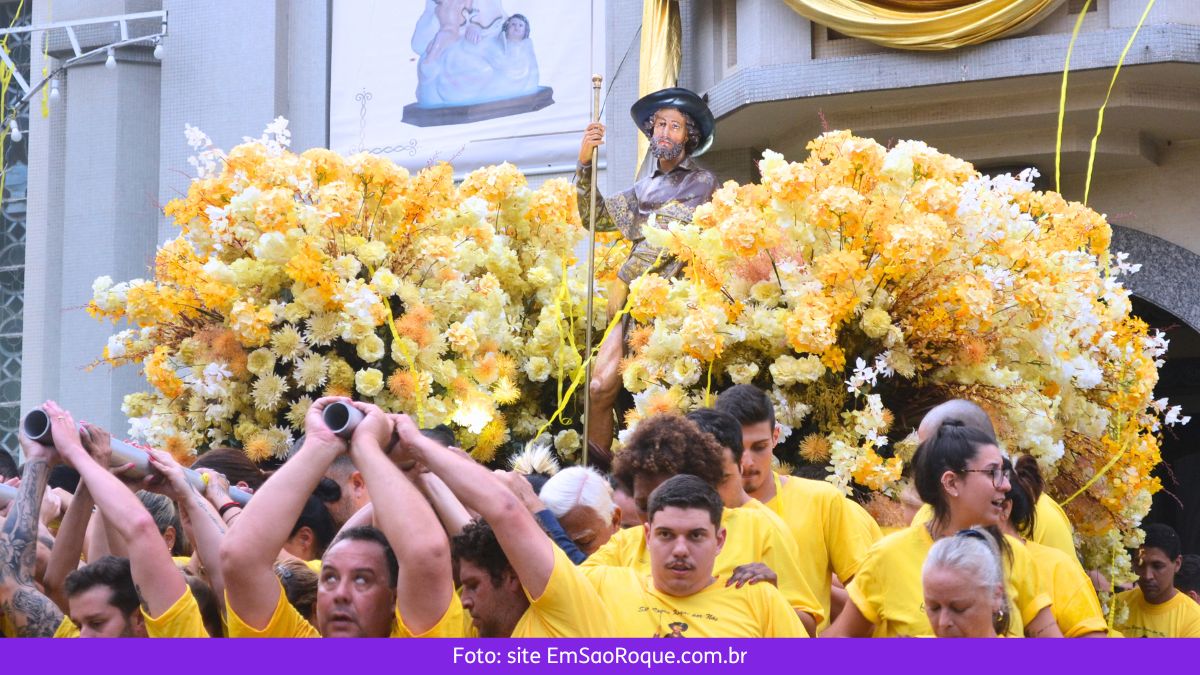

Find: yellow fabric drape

[783,0,1066,50]
[636,0,682,176]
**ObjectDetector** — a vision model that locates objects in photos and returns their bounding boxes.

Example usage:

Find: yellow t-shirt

[913,494,1075,556]
[764,473,881,630]
[1030,494,1076,558]
[53,616,80,638]
[1113,587,1200,638]
[846,524,1051,637]
[1025,540,1106,637]
[49,589,208,638]
[143,585,210,637]
[582,564,807,637]
[225,577,465,637]
[507,545,615,637]
[584,502,824,625]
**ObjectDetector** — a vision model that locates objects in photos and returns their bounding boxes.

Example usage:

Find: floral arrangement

[617,130,1186,580]
[89,119,598,465]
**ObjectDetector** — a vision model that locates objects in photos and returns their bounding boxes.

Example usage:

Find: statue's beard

[650,135,685,160]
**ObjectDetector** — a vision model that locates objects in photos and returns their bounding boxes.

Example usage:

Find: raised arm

[220,396,348,629]
[397,416,555,597]
[0,426,65,636]
[42,481,91,612]
[147,452,229,616]
[346,405,454,634]
[41,403,187,620]
[44,422,130,611]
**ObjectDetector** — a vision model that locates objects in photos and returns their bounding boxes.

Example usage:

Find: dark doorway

[1135,297,1200,555]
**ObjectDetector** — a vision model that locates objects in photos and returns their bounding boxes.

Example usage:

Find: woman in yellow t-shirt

[826,420,1060,637]
[922,528,1009,637]
[1001,455,1107,638]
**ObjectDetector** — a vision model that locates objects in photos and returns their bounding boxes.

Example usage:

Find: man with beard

[575,88,718,462]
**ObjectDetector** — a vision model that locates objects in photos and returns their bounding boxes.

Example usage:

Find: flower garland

[90,119,598,465]
[618,130,1186,581]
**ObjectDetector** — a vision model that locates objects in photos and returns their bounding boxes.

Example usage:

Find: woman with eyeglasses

[826,420,1060,637]
[999,455,1108,637]
[922,528,1010,637]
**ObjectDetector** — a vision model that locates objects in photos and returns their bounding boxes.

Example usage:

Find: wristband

[218,501,241,517]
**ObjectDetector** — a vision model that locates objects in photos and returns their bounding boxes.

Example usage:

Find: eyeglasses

[960,466,1008,488]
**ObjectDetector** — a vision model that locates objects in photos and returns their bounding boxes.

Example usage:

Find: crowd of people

[2,385,1199,638]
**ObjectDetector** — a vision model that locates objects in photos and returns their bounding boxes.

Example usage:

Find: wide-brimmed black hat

[630,87,715,157]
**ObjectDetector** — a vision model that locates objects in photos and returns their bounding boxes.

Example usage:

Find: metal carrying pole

[581,74,603,468]
[21,408,251,506]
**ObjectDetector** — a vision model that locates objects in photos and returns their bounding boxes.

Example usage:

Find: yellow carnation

[247,348,276,376]
[860,307,893,340]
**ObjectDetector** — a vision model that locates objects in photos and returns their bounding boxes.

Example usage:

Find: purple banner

[5,638,1197,673]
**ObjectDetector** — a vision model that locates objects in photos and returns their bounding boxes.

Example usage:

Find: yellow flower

[356,334,386,363]
[270,324,308,362]
[472,418,508,463]
[769,354,825,386]
[355,368,384,397]
[493,376,521,405]
[286,396,313,429]
[251,373,287,411]
[860,307,893,340]
[247,348,276,376]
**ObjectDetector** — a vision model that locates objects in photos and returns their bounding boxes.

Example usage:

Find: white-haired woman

[922,528,1009,638]
[538,466,621,557]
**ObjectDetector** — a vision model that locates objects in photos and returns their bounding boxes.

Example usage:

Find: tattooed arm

[0,428,65,637]
[148,455,228,615]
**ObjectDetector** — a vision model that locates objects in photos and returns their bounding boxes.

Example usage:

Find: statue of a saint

[575,88,717,465]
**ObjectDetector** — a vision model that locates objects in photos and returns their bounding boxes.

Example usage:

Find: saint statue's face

[649,108,689,161]
[505,17,529,40]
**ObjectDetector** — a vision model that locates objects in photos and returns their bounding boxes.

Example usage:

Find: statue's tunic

[575,156,717,284]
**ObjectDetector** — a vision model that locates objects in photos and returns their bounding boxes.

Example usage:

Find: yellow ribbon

[531,286,636,444]
[1083,0,1157,205]
[1059,423,1132,508]
[1054,0,1090,193]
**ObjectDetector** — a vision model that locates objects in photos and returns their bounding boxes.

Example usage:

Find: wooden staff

[582,73,603,468]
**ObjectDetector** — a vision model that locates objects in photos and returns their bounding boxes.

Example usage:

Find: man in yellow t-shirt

[585,414,822,634]
[715,385,880,630]
[397,415,615,637]
[1114,523,1200,637]
[222,398,461,638]
[583,475,806,637]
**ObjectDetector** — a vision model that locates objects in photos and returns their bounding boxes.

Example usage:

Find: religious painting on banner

[331,0,606,175]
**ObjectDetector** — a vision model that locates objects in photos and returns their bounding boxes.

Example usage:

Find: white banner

[331,0,606,176]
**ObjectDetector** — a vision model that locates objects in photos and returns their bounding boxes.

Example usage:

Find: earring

[992,607,1007,633]
[949,490,959,498]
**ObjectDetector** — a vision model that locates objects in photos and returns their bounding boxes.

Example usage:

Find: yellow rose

[371,268,400,296]
[524,356,551,382]
[355,368,384,397]
[356,333,386,362]
[769,354,825,386]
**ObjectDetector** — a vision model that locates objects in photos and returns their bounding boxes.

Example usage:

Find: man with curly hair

[583,414,821,635]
